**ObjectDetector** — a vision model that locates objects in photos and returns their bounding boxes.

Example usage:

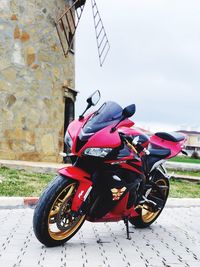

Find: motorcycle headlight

[84,147,112,157]
[64,132,73,149]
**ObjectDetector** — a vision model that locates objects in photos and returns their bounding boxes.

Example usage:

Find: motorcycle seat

[155,132,185,142]
[149,148,171,158]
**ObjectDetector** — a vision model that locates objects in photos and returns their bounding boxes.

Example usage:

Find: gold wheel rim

[141,178,168,223]
[48,183,85,241]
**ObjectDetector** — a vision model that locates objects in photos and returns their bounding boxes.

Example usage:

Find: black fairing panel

[89,168,142,219]
[117,146,131,158]
[155,132,185,142]
[130,133,149,148]
[148,148,171,157]
[142,148,170,174]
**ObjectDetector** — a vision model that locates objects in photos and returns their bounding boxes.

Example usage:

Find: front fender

[58,166,92,212]
[58,166,90,181]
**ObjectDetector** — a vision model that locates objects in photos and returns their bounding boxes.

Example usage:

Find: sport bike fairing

[64,99,186,221]
[68,101,134,156]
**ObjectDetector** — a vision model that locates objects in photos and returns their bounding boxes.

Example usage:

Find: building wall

[178,131,200,155]
[0,0,75,162]
[186,134,200,148]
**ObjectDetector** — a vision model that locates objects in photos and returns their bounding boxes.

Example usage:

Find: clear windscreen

[83,101,123,134]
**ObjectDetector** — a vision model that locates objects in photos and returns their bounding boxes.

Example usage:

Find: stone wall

[0,0,75,162]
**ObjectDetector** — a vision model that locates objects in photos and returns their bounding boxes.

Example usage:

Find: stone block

[1,109,14,121]
[0,58,10,71]
[32,64,39,69]
[6,94,17,107]
[14,25,20,39]
[41,133,55,154]
[0,149,16,160]
[1,68,17,81]
[11,14,18,20]
[26,46,36,66]
[34,69,43,80]
[52,67,60,81]
[25,112,41,129]
[18,152,41,161]
[20,31,30,42]
[23,142,35,152]
[25,131,35,145]
[12,42,25,66]
[38,51,52,62]
[0,80,12,91]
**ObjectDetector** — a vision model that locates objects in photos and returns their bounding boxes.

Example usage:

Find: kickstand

[124,217,131,240]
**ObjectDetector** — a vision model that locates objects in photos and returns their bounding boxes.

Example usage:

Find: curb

[1,197,200,209]
[0,197,39,209]
[165,161,200,172]
[169,173,200,182]
[0,159,67,174]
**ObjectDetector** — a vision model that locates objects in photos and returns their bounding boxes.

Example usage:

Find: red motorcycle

[33,90,187,247]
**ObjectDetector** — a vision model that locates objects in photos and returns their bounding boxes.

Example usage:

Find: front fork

[58,166,92,215]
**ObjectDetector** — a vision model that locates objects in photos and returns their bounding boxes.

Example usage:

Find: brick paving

[0,204,200,267]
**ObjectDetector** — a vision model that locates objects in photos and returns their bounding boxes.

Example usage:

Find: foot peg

[138,196,162,212]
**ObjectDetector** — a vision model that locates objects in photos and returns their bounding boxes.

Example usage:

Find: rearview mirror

[87,90,101,106]
[79,90,101,120]
[122,104,136,118]
[110,104,136,132]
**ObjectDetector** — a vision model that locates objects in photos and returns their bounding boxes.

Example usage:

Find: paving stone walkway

[0,205,200,267]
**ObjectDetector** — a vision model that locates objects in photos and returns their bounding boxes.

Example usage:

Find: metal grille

[55,0,86,56]
[91,0,110,67]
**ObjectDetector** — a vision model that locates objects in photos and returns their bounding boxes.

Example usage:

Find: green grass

[0,167,200,198]
[169,156,200,164]
[0,167,54,197]
[169,170,200,177]
[169,178,200,198]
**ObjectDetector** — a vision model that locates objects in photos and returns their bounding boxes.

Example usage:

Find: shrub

[191,151,200,159]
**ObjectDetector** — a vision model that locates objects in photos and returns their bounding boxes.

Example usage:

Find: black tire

[33,175,85,247]
[129,175,169,228]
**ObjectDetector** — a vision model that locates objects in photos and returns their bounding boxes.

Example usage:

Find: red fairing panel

[118,126,143,136]
[77,119,134,156]
[120,163,143,174]
[58,166,92,211]
[150,135,186,158]
[67,114,92,154]
[117,119,134,129]
[87,194,139,222]
[111,193,139,217]
[77,125,121,156]
[59,166,90,180]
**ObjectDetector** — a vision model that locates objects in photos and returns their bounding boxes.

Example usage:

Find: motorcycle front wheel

[129,175,169,228]
[33,175,85,247]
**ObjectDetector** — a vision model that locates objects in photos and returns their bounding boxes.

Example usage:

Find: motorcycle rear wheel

[33,175,85,247]
[129,175,169,228]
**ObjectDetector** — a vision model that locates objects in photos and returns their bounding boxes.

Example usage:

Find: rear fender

[58,166,92,212]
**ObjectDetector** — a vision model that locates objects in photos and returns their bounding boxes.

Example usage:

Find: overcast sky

[75,0,200,132]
